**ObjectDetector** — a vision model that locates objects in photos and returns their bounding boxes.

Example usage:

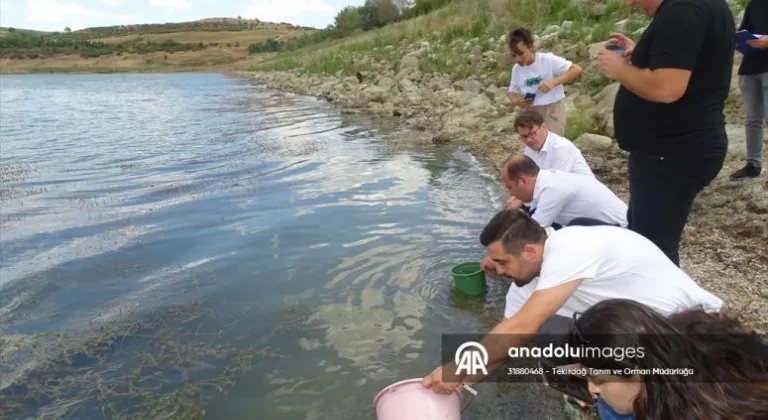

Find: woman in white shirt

[506,27,583,136]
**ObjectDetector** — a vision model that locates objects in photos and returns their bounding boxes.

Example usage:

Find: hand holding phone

[605,43,625,56]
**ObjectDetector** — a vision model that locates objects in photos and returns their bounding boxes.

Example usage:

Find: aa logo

[454,341,489,376]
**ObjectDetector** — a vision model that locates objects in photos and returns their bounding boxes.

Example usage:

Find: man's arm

[612,3,706,103]
[456,280,584,375]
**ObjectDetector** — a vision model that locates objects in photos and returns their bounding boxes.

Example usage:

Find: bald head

[502,154,540,182]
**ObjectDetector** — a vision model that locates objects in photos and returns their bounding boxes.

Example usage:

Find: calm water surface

[0,73,564,419]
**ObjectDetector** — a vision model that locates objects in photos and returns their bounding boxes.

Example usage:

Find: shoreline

[236,68,768,334]
[0,65,238,75]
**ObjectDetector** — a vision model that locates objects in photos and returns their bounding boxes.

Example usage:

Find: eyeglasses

[518,126,540,141]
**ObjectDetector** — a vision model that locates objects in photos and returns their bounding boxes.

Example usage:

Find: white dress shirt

[523,131,594,178]
[504,226,723,319]
[529,169,628,228]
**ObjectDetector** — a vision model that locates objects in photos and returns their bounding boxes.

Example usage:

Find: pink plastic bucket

[372,378,464,420]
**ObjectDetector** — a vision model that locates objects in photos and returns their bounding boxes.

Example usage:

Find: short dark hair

[507,27,534,54]
[479,209,546,254]
[513,109,544,129]
[502,154,540,182]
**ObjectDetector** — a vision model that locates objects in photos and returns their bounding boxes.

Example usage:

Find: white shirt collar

[539,130,553,153]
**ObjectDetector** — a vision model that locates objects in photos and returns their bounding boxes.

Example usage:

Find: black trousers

[567,217,620,227]
[626,136,726,266]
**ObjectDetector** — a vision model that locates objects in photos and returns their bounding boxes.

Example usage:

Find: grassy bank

[251,0,646,85]
[247,0,750,133]
[245,0,655,141]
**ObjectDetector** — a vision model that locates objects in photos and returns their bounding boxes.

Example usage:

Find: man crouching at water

[422,209,723,394]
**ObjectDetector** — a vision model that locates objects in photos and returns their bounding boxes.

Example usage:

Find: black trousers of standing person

[625,131,727,266]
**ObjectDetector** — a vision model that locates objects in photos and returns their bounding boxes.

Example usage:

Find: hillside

[0,18,314,73]
[244,0,768,346]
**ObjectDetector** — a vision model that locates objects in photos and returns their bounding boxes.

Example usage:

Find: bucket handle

[460,383,477,413]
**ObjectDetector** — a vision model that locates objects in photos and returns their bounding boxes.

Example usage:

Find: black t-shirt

[613,0,735,155]
[738,0,768,75]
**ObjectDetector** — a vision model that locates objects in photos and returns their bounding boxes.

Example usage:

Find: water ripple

[0,73,537,420]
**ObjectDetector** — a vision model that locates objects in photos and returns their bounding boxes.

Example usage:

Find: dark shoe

[729,163,762,180]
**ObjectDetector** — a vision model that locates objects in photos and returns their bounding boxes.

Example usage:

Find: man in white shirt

[422,209,723,394]
[515,108,593,178]
[504,109,594,212]
[503,154,627,228]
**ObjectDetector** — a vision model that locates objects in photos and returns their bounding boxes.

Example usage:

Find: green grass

[249,0,644,83]
[248,0,743,127]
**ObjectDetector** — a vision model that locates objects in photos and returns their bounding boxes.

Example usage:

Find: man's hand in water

[422,364,463,395]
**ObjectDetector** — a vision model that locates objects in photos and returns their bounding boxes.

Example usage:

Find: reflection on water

[0,73,564,419]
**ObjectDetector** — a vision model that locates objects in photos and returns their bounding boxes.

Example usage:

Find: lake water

[0,73,566,419]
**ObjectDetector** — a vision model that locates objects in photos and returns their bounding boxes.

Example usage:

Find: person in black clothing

[730,0,768,180]
[595,0,735,266]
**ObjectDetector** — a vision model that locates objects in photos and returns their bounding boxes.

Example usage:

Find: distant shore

[0,52,269,75]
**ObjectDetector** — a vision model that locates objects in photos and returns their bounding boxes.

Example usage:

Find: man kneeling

[422,209,723,393]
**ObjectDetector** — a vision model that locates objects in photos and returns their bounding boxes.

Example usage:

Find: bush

[0,31,205,58]
[334,6,363,36]
[248,38,282,54]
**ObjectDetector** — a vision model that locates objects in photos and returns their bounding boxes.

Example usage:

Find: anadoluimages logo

[454,341,489,376]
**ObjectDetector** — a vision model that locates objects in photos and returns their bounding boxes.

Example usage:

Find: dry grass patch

[96,30,302,45]
[0,47,246,73]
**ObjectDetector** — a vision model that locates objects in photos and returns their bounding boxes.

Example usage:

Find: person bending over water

[500,155,626,228]
[567,299,768,420]
[482,155,626,272]
[422,210,723,394]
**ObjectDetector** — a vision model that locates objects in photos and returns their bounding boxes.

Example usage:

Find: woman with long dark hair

[567,299,768,420]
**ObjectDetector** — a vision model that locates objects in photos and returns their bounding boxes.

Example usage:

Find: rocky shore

[239,53,768,334]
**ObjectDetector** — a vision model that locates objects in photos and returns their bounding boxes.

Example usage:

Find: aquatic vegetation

[0,301,284,419]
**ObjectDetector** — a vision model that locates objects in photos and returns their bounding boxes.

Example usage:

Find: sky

[0,0,366,32]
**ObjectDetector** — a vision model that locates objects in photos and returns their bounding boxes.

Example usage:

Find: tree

[377,0,401,25]
[64,27,71,32]
[334,6,362,36]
